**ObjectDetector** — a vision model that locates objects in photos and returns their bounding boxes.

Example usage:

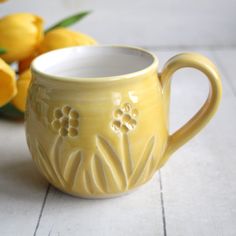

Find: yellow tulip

[12,69,31,112]
[39,28,97,53]
[18,28,97,73]
[0,13,43,63]
[18,53,36,74]
[0,58,17,107]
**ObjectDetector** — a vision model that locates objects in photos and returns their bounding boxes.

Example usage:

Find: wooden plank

[35,175,164,236]
[0,0,235,47]
[0,120,48,236]
[155,50,236,236]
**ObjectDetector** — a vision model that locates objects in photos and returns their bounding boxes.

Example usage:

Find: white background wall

[0,0,235,48]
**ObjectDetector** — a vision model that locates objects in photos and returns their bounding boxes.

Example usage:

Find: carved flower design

[51,105,79,137]
[111,102,138,133]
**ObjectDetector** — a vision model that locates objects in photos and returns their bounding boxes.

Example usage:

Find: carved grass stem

[121,133,133,179]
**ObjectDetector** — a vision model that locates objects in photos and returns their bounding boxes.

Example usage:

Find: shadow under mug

[26,45,222,198]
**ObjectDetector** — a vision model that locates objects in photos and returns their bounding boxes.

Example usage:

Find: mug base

[54,185,139,199]
[48,177,154,199]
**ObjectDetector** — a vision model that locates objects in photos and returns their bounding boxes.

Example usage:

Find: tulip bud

[0,13,43,63]
[39,28,97,53]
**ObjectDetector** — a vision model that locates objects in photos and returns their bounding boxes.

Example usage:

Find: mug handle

[158,53,222,167]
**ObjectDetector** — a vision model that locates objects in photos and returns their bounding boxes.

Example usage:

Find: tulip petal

[0,13,44,63]
[0,58,16,107]
[39,28,97,53]
[12,69,31,112]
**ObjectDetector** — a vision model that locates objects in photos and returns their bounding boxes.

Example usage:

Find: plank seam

[33,184,51,236]
[159,171,167,236]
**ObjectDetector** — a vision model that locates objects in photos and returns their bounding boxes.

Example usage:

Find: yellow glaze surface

[26,46,222,198]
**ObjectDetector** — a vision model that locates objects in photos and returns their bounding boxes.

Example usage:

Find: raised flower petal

[0,13,43,63]
[52,120,61,131]
[39,28,97,54]
[54,108,63,119]
[59,127,68,136]
[68,127,78,137]
[69,119,79,127]
[69,109,79,119]
[120,124,129,133]
[113,108,123,119]
[122,114,131,123]
[126,119,137,130]
[111,120,121,132]
[0,58,17,107]
[121,102,132,112]
[62,105,72,115]
[60,116,69,128]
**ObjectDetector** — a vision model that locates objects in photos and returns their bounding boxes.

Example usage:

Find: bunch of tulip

[0,9,96,119]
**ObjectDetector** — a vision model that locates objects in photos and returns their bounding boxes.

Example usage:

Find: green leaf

[0,103,24,120]
[45,11,91,33]
[0,48,7,55]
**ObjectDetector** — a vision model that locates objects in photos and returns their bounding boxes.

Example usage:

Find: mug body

[26,46,168,198]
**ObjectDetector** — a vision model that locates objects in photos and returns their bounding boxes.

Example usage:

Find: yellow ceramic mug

[26,45,222,198]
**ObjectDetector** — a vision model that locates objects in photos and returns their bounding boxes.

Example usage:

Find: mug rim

[31,45,159,83]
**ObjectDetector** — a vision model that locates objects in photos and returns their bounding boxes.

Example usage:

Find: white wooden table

[0,48,235,236]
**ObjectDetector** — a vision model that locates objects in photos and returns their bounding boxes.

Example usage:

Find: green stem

[45,11,91,33]
[0,103,24,120]
[0,48,7,55]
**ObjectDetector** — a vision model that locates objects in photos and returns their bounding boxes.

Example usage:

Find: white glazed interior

[32,45,157,80]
